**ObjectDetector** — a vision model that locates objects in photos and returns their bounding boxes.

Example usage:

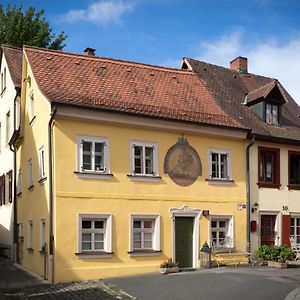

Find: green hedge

[255,245,294,262]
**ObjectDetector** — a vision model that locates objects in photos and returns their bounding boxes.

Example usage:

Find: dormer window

[266,104,278,125]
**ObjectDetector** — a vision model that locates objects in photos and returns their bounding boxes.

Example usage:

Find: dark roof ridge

[1,44,22,51]
[24,45,193,75]
[185,57,278,82]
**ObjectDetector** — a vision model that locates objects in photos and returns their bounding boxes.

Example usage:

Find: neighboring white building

[0,45,22,260]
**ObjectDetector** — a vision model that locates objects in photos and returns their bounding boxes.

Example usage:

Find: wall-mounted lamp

[251,202,259,213]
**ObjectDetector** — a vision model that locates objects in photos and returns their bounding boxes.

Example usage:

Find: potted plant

[159,258,179,274]
[255,245,294,268]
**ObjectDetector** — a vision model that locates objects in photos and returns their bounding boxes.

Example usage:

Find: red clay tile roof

[1,45,22,88]
[24,46,244,129]
[185,58,300,143]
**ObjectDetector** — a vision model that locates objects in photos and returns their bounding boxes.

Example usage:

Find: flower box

[159,266,180,274]
[268,261,288,269]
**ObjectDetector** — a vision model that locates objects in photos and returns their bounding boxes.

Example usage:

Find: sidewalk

[0,258,131,299]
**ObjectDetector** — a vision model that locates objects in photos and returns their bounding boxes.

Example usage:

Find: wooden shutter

[8,170,12,203]
[282,214,291,246]
[0,175,3,205]
[0,175,5,205]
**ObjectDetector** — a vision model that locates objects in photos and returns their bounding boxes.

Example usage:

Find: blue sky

[3,0,300,103]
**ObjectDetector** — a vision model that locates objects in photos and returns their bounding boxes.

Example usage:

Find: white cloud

[195,31,300,104]
[63,0,135,25]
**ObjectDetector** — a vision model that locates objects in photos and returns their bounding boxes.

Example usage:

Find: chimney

[84,47,96,56]
[230,56,248,74]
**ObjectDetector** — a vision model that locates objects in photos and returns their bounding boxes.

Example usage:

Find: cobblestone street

[1,279,135,300]
[0,259,135,300]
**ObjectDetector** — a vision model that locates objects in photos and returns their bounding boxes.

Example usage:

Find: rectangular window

[208,149,231,180]
[130,141,158,176]
[3,68,6,90]
[78,136,109,173]
[39,146,46,180]
[17,169,22,194]
[266,103,279,125]
[40,219,46,251]
[17,223,23,239]
[28,92,35,123]
[0,174,5,206]
[210,216,233,251]
[6,111,10,144]
[7,170,12,203]
[288,151,300,189]
[78,214,112,254]
[129,214,160,253]
[258,147,280,188]
[290,217,300,245]
[1,72,3,93]
[28,220,33,249]
[28,158,33,187]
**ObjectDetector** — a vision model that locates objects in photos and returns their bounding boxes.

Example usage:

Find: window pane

[82,233,91,241]
[290,155,300,184]
[144,241,152,248]
[133,232,141,241]
[95,233,104,242]
[95,143,104,153]
[133,221,141,228]
[94,242,104,250]
[211,221,217,228]
[82,242,91,250]
[143,221,153,229]
[134,146,142,156]
[94,221,104,229]
[219,221,226,228]
[83,142,92,152]
[297,218,300,226]
[82,221,92,229]
[144,233,152,241]
[134,241,141,249]
[95,155,104,171]
[83,154,92,170]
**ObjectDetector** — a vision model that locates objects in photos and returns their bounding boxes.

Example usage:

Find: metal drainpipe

[48,105,57,284]
[246,135,255,254]
[9,90,20,263]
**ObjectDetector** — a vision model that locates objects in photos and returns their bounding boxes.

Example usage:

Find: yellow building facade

[17,46,248,283]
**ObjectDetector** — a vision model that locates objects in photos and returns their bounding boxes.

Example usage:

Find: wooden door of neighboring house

[261,215,276,246]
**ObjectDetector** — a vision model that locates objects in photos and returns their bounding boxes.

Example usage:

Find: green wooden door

[175,217,194,268]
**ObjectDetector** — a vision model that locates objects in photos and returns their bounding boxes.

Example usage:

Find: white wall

[0,52,17,259]
[249,142,300,251]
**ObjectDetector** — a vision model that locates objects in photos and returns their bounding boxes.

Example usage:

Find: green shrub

[255,245,294,262]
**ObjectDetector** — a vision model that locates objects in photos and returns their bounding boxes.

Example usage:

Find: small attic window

[266,103,279,125]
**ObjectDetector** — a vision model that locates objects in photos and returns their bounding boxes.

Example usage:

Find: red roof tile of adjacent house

[185,58,300,142]
[1,45,22,88]
[24,46,244,129]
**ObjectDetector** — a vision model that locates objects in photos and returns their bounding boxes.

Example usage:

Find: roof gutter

[48,105,57,284]
[246,135,255,254]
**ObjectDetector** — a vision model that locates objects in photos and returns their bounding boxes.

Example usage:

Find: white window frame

[6,111,10,144]
[208,148,232,180]
[208,215,234,249]
[266,103,279,125]
[290,216,300,246]
[28,158,33,187]
[78,214,112,256]
[17,169,22,194]
[129,214,160,255]
[77,135,110,174]
[28,92,35,123]
[129,141,158,177]
[28,220,33,249]
[18,223,23,238]
[40,219,46,251]
[38,146,46,180]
